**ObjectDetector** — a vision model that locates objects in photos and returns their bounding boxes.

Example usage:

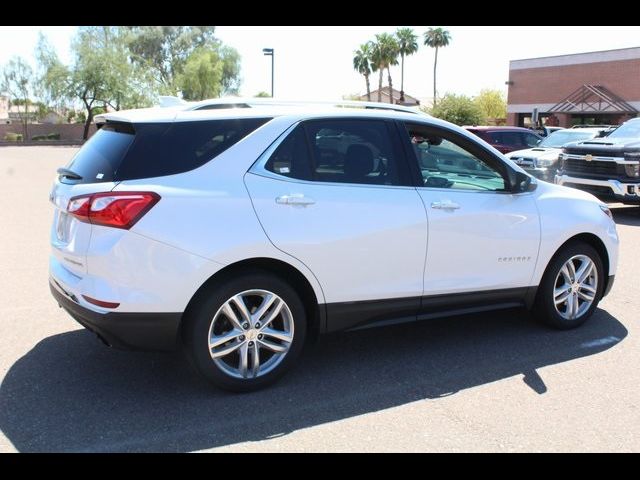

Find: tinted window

[63,118,270,184]
[488,131,522,147]
[265,126,312,180]
[66,123,134,184]
[405,124,507,192]
[306,120,403,186]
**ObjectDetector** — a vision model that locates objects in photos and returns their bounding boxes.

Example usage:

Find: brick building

[507,47,640,128]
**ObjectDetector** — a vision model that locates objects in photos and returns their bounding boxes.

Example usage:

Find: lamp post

[262,48,274,97]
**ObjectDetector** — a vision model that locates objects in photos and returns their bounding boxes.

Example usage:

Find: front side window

[405,123,507,192]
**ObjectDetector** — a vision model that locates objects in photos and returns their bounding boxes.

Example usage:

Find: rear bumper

[50,279,181,351]
[555,174,640,204]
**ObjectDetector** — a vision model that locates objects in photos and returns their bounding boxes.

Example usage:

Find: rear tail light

[67,192,160,229]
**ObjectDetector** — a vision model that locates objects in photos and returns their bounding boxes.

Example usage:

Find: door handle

[431,200,460,210]
[276,194,316,206]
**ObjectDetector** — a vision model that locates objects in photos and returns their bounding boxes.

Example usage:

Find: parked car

[464,126,543,154]
[556,117,640,203]
[49,100,618,391]
[506,128,606,181]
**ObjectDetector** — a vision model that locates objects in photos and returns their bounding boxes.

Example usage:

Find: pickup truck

[555,118,640,204]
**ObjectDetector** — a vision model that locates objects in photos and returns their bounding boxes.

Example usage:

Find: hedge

[3,133,23,142]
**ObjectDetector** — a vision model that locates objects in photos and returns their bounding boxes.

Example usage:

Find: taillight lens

[67,192,160,229]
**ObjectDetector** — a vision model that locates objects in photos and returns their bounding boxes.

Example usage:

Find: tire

[183,270,307,392]
[533,241,604,330]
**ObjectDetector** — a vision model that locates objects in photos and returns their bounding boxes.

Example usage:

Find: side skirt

[325,287,534,333]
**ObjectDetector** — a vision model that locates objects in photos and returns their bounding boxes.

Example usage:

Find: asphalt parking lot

[0,146,638,452]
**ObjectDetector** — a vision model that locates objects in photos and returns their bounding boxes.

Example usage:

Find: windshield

[539,130,596,148]
[608,120,640,139]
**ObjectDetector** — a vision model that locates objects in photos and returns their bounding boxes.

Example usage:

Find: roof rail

[184,97,428,116]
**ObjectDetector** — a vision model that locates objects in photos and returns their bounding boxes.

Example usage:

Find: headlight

[535,155,559,168]
[599,204,613,219]
[624,163,640,177]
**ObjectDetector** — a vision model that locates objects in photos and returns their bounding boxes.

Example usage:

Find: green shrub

[32,135,46,141]
[46,133,61,140]
[4,132,23,142]
[429,94,486,126]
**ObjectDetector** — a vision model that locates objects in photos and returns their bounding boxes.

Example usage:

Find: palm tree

[423,27,451,107]
[395,28,418,103]
[353,43,373,101]
[369,39,385,102]
[371,33,399,104]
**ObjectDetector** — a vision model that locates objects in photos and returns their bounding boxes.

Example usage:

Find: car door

[245,118,428,331]
[401,121,540,299]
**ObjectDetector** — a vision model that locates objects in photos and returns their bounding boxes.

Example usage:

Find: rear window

[63,118,270,184]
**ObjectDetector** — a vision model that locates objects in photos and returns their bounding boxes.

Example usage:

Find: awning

[549,84,637,114]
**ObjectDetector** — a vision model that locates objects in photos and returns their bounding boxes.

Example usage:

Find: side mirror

[512,171,537,193]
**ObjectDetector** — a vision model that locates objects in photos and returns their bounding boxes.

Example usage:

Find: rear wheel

[533,241,604,329]
[183,271,307,392]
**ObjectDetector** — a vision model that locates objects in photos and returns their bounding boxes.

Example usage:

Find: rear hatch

[50,123,134,276]
[51,116,273,279]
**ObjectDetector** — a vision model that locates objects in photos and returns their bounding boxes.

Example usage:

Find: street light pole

[262,48,274,97]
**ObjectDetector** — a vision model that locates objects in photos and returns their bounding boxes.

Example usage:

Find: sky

[1,26,639,103]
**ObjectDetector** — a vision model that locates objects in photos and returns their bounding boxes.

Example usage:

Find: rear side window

[265,126,313,180]
[63,118,270,184]
[488,131,523,147]
[306,120,403,186]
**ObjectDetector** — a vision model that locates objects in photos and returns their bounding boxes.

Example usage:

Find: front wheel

[533,241,604,330]
[183,271,307,392]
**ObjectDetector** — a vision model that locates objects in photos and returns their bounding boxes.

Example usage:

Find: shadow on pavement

[0,308,626,452]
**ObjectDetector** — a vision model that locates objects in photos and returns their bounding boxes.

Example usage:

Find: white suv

[49,101,619,391]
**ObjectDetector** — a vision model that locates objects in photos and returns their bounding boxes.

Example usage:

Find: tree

[37,27,155,140]
[1,56,34,138]
[423,27,451,107]
[353,43,373,101]
[429,93,485,126]
[395,28,418,103]
[177,47,223,100]
[370,33,399,104]
[475,88,507,121]
[124,26,241,97]
[219,45,242,95]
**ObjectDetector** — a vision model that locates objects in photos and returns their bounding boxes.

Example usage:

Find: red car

[464,126,542,154]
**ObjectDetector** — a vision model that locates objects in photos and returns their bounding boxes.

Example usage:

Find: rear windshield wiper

[56,167,83,180]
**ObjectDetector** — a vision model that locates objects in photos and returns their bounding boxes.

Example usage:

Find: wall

[507,58,640,106]
[0,123,96,142]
